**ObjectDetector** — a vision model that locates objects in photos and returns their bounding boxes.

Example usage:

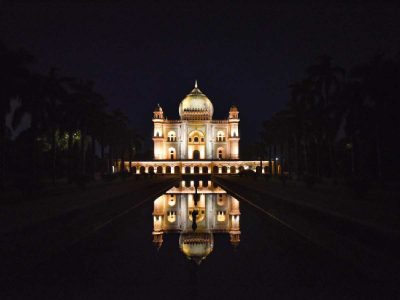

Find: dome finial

[195,80,198,88]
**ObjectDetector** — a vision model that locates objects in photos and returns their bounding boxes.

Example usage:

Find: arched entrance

[213,166,219,174]
[222,166,228,174]
[157,166,163,174]
[194,166,200,174]
[202,166,208,174]
[166,166,171,174]
[185,166,191,174]
[188,130,205,159]
[193,150,200,160]
[140,166,145,174]
[174,166,180,174]
[230,166,236,174]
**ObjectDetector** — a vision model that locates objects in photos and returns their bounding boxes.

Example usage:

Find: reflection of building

[152,180,241,264]
[153,81,240,160]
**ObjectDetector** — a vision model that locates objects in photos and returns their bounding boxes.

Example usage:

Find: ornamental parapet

[118,160,274,175]
[211,120,229,124]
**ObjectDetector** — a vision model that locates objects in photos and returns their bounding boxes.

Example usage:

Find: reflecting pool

[152,179,240,264]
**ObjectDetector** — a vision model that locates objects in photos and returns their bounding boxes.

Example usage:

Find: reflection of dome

[179,81,214,120]
[179,231,214,265]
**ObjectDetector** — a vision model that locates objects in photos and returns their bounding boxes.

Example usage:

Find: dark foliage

[257,54,400,186]
[0,42,143,193]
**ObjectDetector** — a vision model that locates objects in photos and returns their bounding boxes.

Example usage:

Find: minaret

[228,105,240,159]
[153,104,164,159]
[153,195,164,250]
[229,197,241,248]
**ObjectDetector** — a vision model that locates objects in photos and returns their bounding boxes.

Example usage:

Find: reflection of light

[153,215,163,231]
[167,211,176,223]
[217,211,226,222]
[152,184,242,256]
[231,215,240,230]
[168,195,175,206]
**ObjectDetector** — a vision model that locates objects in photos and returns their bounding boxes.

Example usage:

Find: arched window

[217,147,224,159]
[167,131,176,142]
[194,166,199,174]
[188,130,205,143]
[169,147,176,160]
[157,166,163,173]
[202,166,208,174]
[222,166,228,173]
[217,131,225,142]
[166,166,171,174]
[230,166,236,174]
[213,166,219,174]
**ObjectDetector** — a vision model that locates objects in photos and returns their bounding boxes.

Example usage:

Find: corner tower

[153,104,164,159]
[228,105,240,159]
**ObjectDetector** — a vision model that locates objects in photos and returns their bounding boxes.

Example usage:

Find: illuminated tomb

[124,81,275,174]
[152,81,239,160]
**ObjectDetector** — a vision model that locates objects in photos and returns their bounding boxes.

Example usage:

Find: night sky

[1,1,400,146]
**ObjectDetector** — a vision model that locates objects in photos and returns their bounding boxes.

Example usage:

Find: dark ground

[2,180,397,300]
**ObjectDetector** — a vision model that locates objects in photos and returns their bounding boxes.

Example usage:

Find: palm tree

[67,79,106,177]
[307,56,345,180]
[288,79,315,177]
[126,128,143,172]
[42,68,71,184]
[110,109,129,172]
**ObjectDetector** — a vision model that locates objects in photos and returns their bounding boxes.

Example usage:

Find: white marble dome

[179,81,214,120]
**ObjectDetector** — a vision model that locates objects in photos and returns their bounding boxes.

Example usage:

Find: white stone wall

[153,119,235,160]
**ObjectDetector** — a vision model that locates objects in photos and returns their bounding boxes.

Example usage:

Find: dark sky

[1,1,400,146]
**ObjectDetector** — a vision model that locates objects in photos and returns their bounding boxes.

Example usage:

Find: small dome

[179,81,214,120]
[230,105,238,112]
[179,231,214,265]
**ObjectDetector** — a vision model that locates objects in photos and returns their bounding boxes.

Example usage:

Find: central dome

[179,81,214,120]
